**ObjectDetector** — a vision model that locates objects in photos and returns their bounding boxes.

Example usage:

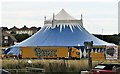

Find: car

[91,64,120,74]
[0,69,11,74]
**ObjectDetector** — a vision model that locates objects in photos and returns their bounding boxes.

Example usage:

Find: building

[9,26,19,34]
[9,25,39,35]
[0,27,17,46]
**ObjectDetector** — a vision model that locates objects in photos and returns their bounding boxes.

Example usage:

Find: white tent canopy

[55,9,77,20]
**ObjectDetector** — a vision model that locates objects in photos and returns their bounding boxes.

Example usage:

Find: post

[84,41,93,71]
[81,14,83,26]
[44,16,46,25]
[102,28,104,40]
[88,49,92,70]
[52,13,55,28]
[17,56,20,73]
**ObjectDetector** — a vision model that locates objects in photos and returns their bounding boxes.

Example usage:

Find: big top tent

[6,9,116,58]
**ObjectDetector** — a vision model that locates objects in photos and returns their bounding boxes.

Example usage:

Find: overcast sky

[1,1,119,35]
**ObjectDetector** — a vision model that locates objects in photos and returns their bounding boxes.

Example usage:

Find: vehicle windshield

[94,65,106,69]
[94,64,120,70]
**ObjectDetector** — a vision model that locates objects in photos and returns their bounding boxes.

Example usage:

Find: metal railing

[5,67,45,74]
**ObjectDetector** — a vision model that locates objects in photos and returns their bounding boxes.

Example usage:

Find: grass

[2,59,89,72]
[2,59,120,72]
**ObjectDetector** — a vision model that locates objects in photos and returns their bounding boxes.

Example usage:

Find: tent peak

[44,9,83,31]
[55,9,77,20]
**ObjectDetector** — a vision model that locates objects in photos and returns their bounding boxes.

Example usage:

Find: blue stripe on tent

[81,52,84,58]
[80,46,84,53]
[97,48,99,52]
[4,48,11,54]
[100,48,102,52]
[93,48,96,52]
[7,47,20,56]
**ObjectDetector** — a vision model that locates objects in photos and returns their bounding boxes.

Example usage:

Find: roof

[0,28,17,46]
[30,27,37,30]
[0,27,17,42]
[3,31,17,42]
[14,25,114,47]
[20,25,29,30]
[45,9,78,21]
[1,27,8,31]
[55,9,77,20]
[9,26,19,31]
[44,9,82,29]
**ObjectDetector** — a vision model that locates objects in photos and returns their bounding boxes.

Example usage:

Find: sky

[1,0,119,35]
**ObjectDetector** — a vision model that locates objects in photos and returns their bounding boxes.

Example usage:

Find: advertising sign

[105,46,118,60]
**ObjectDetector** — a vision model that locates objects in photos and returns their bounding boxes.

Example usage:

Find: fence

[5,67,45,74]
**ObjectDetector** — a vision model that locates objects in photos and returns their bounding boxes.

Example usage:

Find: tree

[94,34,120,45]
[15,34,30,42]
[118,33,120,37]
[10,31,16,35]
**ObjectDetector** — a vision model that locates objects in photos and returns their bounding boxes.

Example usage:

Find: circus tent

[6,9,115,57]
